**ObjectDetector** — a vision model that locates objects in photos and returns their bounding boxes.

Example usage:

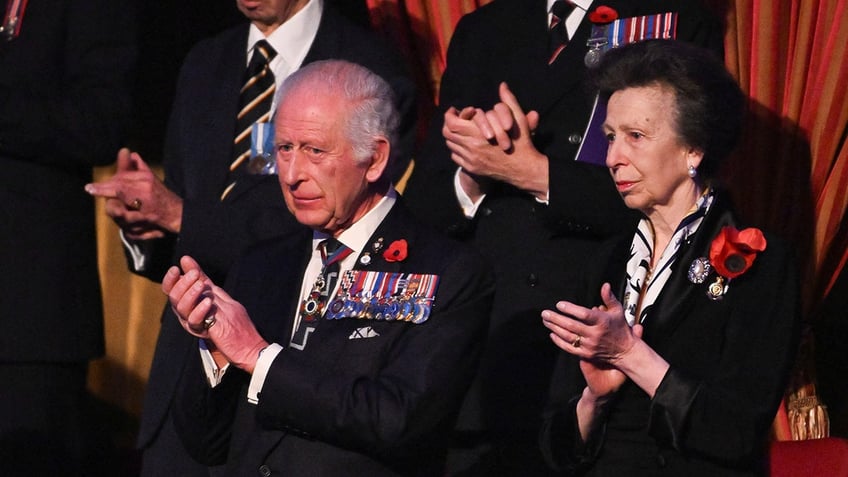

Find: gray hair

[275,60,400,166]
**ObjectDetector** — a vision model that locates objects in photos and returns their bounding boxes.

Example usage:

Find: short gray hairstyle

[275,60,400,166]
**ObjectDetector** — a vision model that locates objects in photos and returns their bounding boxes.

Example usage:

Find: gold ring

[572,335,582,348]
[129,198,142,211]
[202,315,217,330]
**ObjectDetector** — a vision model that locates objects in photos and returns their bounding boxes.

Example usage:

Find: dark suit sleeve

[539,353,605,474]
[402,12,498,238]
[256,246,494,458]
[0,0,137,167]
[646,238,801,464]
[172,346,247,465]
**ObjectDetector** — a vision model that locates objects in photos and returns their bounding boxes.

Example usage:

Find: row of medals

[301,271,434,325]
[329,271,433,324]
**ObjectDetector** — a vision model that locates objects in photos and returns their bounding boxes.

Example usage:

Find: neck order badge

[289,239,352,350]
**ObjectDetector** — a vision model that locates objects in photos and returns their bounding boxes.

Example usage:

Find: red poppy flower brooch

[688,226,767,300]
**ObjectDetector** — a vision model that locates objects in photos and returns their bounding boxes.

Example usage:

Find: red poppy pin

[588,6,619,24]
[383,239,408,263]
[688,226,766,300]
[709,226,767,279]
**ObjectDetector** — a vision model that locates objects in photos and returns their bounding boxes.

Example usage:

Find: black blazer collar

[349,198,417,275]
[609,191,739,341]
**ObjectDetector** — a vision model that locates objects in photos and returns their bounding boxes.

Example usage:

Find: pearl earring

[688,165,697,178]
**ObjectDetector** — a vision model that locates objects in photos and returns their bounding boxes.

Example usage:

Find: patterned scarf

[622,189,715,325]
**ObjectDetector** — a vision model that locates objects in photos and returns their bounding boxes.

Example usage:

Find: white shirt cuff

[119,229,148,272]
[247,343,284,404]
[453,168,486,218]
[199,339,230,387]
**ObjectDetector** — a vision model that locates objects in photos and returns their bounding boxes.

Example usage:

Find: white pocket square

[349,326,380,340]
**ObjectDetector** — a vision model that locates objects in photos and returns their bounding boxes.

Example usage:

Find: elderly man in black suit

[402,0,724,474]
[86,0,416,475]
[163,59,493,476]
[0,0,136,475]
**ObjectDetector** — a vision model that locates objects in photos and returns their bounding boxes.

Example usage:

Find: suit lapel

[214,26,253,202]
[350,200,414,275]
[642,196,737,342]
[510,1,568,117]
[302,3,345,65]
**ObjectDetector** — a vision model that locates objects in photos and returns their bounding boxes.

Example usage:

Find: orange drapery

[90,0,848,444]
[724,0,848,440]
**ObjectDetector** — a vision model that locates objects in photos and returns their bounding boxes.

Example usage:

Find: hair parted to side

[275,60,400,166]
[590,39,746,181]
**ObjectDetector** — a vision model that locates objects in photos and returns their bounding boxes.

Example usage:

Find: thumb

[526,110,540,133]
[178,255,216,287]
[498,82,531,136]
[600,282,623,312]
[129,151,151,172]
[179,255,203,275]
[632,323,644,339]
[115,147,136,171]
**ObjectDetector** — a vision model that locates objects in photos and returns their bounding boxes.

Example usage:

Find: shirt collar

[547,0,592,38]
[246,0,322,71]
[547,0,592,13]
[311,187,398,262]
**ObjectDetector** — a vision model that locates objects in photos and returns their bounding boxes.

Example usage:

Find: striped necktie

[223,40,277,199]
[549,0,576,64]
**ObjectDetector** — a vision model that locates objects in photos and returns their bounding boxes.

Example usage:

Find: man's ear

[365,136,390,183]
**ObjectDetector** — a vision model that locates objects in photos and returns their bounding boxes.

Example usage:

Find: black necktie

[289,239,352,350]
[223,40,277,199]
[549,0,576,64]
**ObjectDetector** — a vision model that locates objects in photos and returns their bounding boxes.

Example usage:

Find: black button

[481,207,493,217]
[259,464,272,476]
[568,133,582,144]
[527,273,538,287]
[656,454,667,467]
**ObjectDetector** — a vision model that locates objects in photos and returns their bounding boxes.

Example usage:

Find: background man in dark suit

[402,0,724,474]
[86,0,416,475]
[163,59,494,476]
[0,0,137,475]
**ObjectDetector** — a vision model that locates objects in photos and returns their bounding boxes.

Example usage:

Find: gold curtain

[723,0,848,440]
[90,2,848,444]
[89,165,166,417]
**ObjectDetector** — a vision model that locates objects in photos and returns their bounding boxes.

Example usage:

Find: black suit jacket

[136,4,417,447]
[0,0,136,362]
[172,199,494,476]
[540,191,802,476]
[402,0,725,441]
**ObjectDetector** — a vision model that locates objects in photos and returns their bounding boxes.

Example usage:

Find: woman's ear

[687,147,704,171]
